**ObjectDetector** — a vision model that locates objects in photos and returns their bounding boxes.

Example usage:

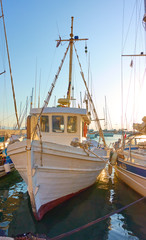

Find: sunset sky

[0,0,145,130]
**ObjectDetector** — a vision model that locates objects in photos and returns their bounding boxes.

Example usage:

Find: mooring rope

[50,196,145,240]
[13,197,145,240]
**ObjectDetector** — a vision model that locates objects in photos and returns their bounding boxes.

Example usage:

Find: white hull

[8,139,107,220]
[115,159,146,196]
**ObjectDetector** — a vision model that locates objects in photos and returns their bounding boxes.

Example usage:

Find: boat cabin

[27,107,91,145]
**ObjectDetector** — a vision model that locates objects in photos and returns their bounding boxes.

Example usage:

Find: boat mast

[104,96,107,130]
[67,16,74,107]
[56,17,88,107]
[0,0,20,129]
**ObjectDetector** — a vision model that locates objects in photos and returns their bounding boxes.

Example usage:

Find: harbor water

[0,135,146,239]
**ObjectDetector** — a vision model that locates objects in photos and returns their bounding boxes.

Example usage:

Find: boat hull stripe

[117,159,146,178]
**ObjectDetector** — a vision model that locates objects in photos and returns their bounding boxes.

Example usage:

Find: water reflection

[0,170,27,236]
[111,173,146,240]
[0,166,145,239]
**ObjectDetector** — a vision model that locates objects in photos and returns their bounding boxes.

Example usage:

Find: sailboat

[7,17,108,220]
[110,1,146,197]
[0,0,20,178]
[103,96,114,137]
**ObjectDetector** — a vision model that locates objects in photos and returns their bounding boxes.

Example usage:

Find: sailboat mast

[0,0,20,129]
[143,0,146,29]
[67,16,74,107]
[104,96,107,130]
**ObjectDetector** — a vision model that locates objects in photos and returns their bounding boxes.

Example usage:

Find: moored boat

[8,17,108,220]
[110,117,146,196]
[0,139,15,178]
[103,130,114,137]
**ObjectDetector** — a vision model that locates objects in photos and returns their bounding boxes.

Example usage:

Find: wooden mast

[0,0,20,129]
[56,16,88,107]
[67,16,74,107]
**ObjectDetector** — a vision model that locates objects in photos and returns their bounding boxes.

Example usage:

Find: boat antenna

[38,69,41,108]
[80,92,82,108]
[34,59,37,108]
[30,87,34,111]
[104,96,107,130]
[0,0,20,129]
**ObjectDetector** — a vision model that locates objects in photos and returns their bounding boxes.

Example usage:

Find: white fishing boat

[8,17,108,220]
[103,96,114,137]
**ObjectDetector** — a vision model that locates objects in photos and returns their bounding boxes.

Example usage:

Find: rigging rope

[39,43,70,116]
[121,0,146,129]
[42,45,57,102]
[32,43,70,140]
[122,1,137,53]
[73,43,106,147]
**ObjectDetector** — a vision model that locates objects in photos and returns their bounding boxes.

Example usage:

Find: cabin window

[52,115,64,132]
[40,116,49,132]
[67,116,77,133]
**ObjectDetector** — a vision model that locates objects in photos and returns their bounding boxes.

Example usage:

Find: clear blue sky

[0,0,145,130]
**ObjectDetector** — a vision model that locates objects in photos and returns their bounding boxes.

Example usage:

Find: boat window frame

[52,115,65,133]
[82,121,84,137]
[40,115,49,132]
[67,116,77,133]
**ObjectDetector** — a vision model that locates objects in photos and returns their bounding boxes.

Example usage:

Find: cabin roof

[30,107,90,123]
[30,107,87,115]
